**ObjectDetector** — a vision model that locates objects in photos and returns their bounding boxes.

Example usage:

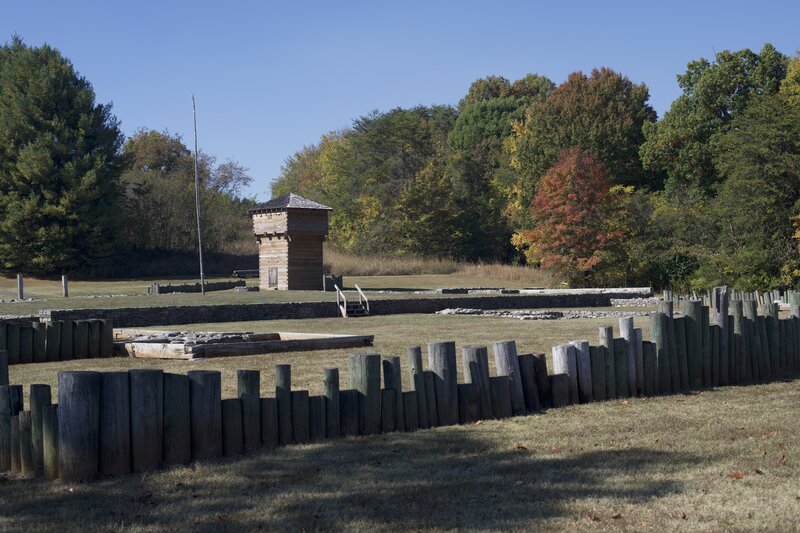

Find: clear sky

[3,1,798,199]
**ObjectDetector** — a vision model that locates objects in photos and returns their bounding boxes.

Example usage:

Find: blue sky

[3,1,798,199]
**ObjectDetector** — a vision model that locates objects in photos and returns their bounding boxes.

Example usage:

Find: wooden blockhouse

[249,193,332,290]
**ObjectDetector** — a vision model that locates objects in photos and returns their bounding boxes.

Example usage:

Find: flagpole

[192,95,206,294]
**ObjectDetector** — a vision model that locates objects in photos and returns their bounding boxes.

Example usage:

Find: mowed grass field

[0,271,555,317]
[2,309,799,531]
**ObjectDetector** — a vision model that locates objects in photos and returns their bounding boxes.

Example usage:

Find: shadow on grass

[0,426,700,531]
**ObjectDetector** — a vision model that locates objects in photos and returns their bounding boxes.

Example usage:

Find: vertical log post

[462,345,493,419]
[683,300,703,389]
[674,317,689,391]
[309,395,327,442]
[589,346,606,402]
[339,389,359,436]
[423,371,438,427]
[59,319,73,361]
[599,326,616,399]
[99,371,131,476]
[275,364,293,445]
[62,274,69,298]
[532,354,551,409]
[642,341,657,396]
[188,370,222,461]
[517,354,541,411]
[403,391,419,431]
[323,368,340,438]
[382,356,404,431]
[428,342,458,425]
[221,399,244,455]
[633,328,645,396]
[613,338,629,398]
[19,411,34,478]
[457,383,481,424]
[349,354,381,435]
[552,344,578,404]
[619,318,638,397]
[162,373,191,466]
[0,385,11,471]
[19,325,33,365]
[549,374,570,408]
[701,306,712,386]
[260,398,278,450]
[492,340,526,414]
[42,405,58,480]
[291,390,310,444]
[73,320,89,359]
[381,389,395,432]
[489,376,513,418]
[29,384,51,478]
[99,319,114,358]
[406,346,429,429]
[6,323,20,365]
[570,340,593,404]
[129,369,163,472]
[58,371,101,482]
[10,415,19,474]
[237,370,261,453]
[31,322,46,363]
[45,322,61,363]
[0,350,7,386]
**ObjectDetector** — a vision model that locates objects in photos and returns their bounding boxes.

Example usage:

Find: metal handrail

[354,284,369,315]
[334,284,347,317]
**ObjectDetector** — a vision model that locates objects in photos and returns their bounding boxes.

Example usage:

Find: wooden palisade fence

[0,319,114,365]
[0,286,798,482]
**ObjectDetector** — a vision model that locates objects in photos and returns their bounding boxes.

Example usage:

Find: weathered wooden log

[129,369,163,472]
[674,317,689,391]
[428,341,458,426]
[31,322,46,364]
[701,306,711,386]
[457,383,481,424]
[323,368,340,439]
[19,411,34,478]
[423,370,438,427]
[619,317,637,396]
[221,398,244,456]
[29,384,51,477]
[518,354,541,411]
[728,314,737,383]
[45,321,61,363]
[743,301,761,381]
[683,300,703,389]
[162,373,191,466]
[73,320,89,359]
[10,414,20,474]
[9,384,22,415]
[381,389,395,432]
[403,391,419,431]
[289,391,308,443]
[349,353,381,435]
[589,346,606,402]
[260,398,278,449]
[99,372,132,476]
[532,354,551,409]
[237,370,261,453]
[0,385,10,470]
[309,395,327,442]
[406,346,429,430]
[59,319,73,361]
[188,370,222,461]
[766,315,780,376]
[666,312,680,391]
[613,338,629,398]
[19,325,33,365]
[549,374,570,408]
[0,321,4,352]
[99,319,114,358]
[599,326,616,399]
[710,324,720,385]
[570,340,593,403]
[731,301,746,384]
[6,323,20,365]
[642,341,657,396]
[492,340,526,414]
[552,344,578,404]
[58,371,101,482]
[275,364,293,445]
[339,389,360,437]
[87,320,101,358]
[382,356,404,431]
[756,315,770,379]
[633,328,644,396]
[462,345,493,418]
[658,299,674,317]
[489,376,513,418]
[0,350,6,386]
[42,405,58,480]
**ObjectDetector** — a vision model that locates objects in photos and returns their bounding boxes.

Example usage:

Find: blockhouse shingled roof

[248,193,332,213]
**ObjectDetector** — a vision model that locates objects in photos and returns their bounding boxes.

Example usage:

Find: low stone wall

[41,290,650,328]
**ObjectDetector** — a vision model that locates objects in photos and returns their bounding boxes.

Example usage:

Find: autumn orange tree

[520,148,628,286]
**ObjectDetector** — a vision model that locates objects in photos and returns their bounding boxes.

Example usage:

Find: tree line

[0,37,256,277]
[274,43,800,290]
[1,36,799,290]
